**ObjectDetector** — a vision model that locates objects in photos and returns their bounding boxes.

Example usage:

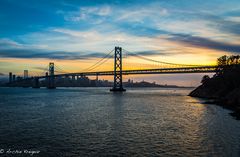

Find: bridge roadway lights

[110,46,126,92]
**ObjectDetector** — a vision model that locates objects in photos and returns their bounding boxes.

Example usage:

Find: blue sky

[0,0,240,85]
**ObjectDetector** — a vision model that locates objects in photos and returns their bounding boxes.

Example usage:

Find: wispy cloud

[214,17,240,36]
[0,38,168,60]
[63,5,111,22]
[169,11,240,38]
[168,34,240,53]
[116,6,168,23]
[125,49,176,56]
[0,38,22,48]
[187,13,240,36]
[0,48,107,60]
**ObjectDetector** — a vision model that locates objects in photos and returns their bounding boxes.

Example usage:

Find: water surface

[0,87,240,157]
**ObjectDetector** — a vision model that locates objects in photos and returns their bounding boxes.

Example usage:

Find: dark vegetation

[189,55,240,119]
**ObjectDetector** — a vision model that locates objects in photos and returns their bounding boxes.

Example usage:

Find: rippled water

[0,87,240,157]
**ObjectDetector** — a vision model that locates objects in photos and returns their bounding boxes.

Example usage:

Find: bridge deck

[36,66,217,79]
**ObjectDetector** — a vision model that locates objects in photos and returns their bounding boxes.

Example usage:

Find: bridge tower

[45,72,48,87]
[110,47,126,92]
[47,62,56,89]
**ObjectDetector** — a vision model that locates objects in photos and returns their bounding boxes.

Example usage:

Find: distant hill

[124,80,191,88]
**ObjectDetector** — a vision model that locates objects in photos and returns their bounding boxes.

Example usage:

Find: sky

[0,0,240,86]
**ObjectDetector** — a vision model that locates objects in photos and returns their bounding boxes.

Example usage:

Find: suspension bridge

[8,47,217,91]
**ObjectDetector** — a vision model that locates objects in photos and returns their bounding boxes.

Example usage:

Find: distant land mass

[189,55,240,119]
[124,80,191,88]
[0,75,192,88]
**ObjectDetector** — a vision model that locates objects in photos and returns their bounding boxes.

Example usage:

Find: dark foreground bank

[189,55,240,119]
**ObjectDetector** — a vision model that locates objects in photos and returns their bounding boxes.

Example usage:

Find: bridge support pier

[47,62,56,89]
[32,77,40,88]
[110,47,126,92]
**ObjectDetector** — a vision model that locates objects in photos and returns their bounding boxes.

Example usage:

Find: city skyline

[0,0,240,85]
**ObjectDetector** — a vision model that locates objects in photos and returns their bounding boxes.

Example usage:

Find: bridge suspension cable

[55,64,69,74]
[122,49,205,67]
[38,65,49,76]
[31,71,40,77]
[80,49,114,72]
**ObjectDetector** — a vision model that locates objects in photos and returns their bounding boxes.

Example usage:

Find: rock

[189,65,240,117]
[221,88,240,109]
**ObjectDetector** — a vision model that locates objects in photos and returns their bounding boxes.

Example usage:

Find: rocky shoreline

[189,56,240,119]
[189,85,240,119]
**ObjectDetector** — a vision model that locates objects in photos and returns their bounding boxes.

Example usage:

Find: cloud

[192,13,240,36]
[0,47,111,60]
[108,21,240,53]
[79,5,111,16]
[117,24,170,38]
[0,38,22,48]
[168,34,240,53]
[0,44,167,60]
[62,3,169,26]
[0,38,169,60]
[172,11,240,36]
[0,38,106,59]
[0,36,179,60]
[215,18,240,36]
[116,6,168,23]
[64,5,111,22]
[53,28,101,40]
[46,28,161,50]
[125,49,175,56]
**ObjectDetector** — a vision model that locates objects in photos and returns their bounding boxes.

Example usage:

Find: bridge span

[43,65,216,78]
[8,47,217,91]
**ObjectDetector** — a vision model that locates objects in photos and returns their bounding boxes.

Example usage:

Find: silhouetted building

[9,72,12,83]
[16,76,22,81]
[24,70,28,79]
[12,75,16,82]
